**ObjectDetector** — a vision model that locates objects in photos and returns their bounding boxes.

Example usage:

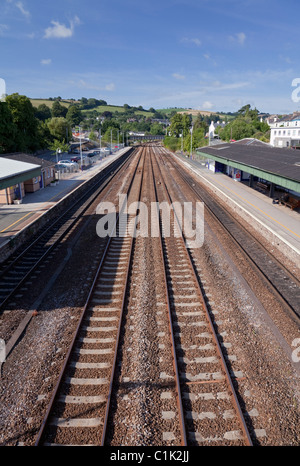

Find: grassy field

[82,104,154,118]
[157,107,188,115]
[29,99,234,121]
[30,98,74,108]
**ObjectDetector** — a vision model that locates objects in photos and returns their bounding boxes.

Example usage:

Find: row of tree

[0,93,169,154]
[0,93,73,154]
[216,105,270,142]
[163,105,270,153]
[164,112,212,153]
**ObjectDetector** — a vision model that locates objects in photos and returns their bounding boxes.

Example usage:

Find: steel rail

[34,147,144,446]
[152,146,253,446]
[148,148,188,446]
[100,147,146,445]
[0,151,133,312]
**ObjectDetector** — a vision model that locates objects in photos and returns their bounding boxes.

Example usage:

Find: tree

[101,119,120,133]
[102,111,113,119]
[66,105,83,127]
[103,127,119,144]
[35,103,52,121]
[169,113,192,137]
[150,123,165,135]
[49,138,69,155]
[36,120,52,149]
[0,101,18,153]
[6,93,39,152]
[47,117,72,142]
[218,105,270,142]
[51,100,68,118]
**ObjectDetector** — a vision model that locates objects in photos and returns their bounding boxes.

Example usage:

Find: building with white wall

[270,112,300,148]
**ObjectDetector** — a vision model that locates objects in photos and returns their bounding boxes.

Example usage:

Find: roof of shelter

[197,143,300,183]
[1,152,55,169]
[0,157,41,190]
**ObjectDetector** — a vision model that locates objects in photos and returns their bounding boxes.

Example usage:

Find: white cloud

[16,1,30,19]
[172,73,185,80]
[201,80,250,92]
[76,79,115,92]
[181,37,202,47]
[44,16,80,39]
[0,24,9,36]
[41,58,52,65]
[229,32,246,45]
[203,53,217,66]
[202,101,213,110]
[105,83,115,91]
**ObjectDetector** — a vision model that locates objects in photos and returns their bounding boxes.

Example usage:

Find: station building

[269,112,300,148]
[196,139,300,199]
[0,153,56,204]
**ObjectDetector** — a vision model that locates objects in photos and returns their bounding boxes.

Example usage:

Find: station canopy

[197,143,300,192]
[0,157,41,190]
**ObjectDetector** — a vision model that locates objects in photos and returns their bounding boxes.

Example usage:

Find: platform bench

[256,182,269,193]
[280,196,300,211]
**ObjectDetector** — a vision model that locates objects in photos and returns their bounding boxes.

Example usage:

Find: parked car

[71,156,81,162]
[58,159,78,166]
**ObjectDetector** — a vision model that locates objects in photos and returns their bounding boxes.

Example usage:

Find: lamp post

[56,148,62,163]
[180,132,183,155]
[190,124,193,159]
[79,126,83,170]
[99,127,102,160]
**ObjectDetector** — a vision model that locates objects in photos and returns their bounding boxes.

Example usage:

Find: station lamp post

[190,124,194,159]
[79,126,83,170]
[56,148,62,163]
[180,132,183,155]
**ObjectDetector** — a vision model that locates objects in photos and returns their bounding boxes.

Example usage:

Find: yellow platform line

[0,186,71,234]
[213,178,300,239]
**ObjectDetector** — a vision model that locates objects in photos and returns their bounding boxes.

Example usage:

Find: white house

[208,120,226,140]
[270,112,300,148]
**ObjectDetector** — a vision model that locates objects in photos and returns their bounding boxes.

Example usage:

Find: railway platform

[0,148,129,248]
[175,153,300,260]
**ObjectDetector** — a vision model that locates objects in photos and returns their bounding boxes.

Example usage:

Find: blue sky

[1,0,300,114]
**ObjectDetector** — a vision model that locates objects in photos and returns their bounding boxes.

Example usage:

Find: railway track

[159,147,300,323]
[0,150,133,313]
[33,145,253,446]
[150,149,253,446]
[34,147,145,445]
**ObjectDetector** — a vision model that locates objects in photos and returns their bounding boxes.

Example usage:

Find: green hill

[30,98,74,108]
